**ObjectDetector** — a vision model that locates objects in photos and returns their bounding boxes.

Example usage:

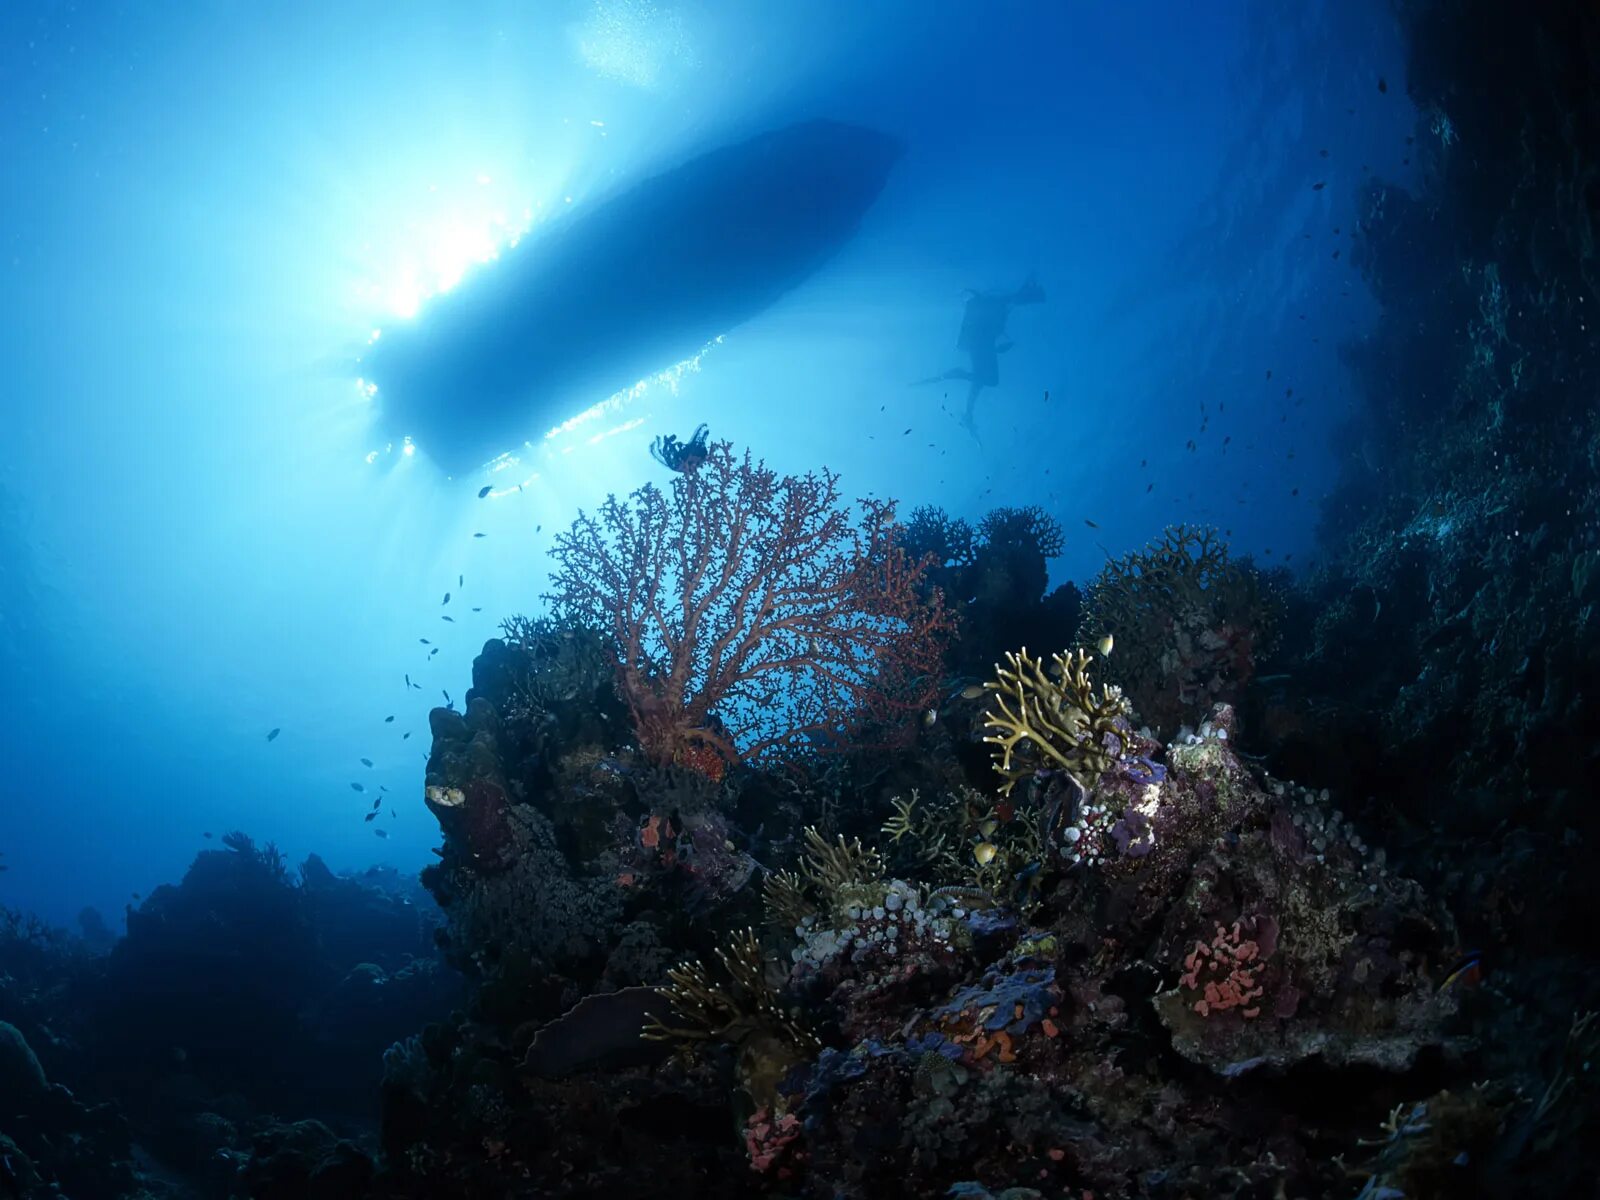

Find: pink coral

[1180,919,1269,1018]
[548,441,954,769]
[743,1106,802,1173]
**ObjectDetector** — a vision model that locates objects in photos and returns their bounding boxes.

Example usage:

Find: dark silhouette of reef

[1249,0,1600,1135]
[0,840,457,1199]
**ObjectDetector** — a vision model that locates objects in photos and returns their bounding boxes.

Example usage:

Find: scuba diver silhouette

[917,275,1045,437]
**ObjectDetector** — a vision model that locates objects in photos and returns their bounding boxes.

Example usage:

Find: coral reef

[899,503,1083,680]
[10,7,1600,1186]
[394,591,1476,1197]
[1082,524,1281,737]
[547,439,954,772]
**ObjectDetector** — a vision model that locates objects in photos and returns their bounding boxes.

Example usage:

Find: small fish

[351,782,366,793]
[203,832,212,839]
[442,592,451,605]
[477,485,492,498]
[1312,181,1326,191]
[977,819,998,838]
[412,680,422,689]
[1377,76,1387,93]
[266,727,281,742]
[1084,518,1099,529]
[442,689,451,705]
[536,525,541,533]
[403,732,411,740]
[420,638,431,645]
[442,615,455,623]
[474,532,486,538]
[458,574,463,587]
[960,683,988,700]
[391,809,397,818]
[374,828,389,839]
[429,648,439,657]
[361,757,374,767]
[385,715,395,723]
[921,707,938,727]
[1097,633,1114,657]
[1146,483,1154,493]
[405,674,412,688]
[131,892,140,900]
[903,428,911,435]
[1439,952,1484,992]
[365,811,378,822]
[472,607,482,612]
[371,797,382,811]
[380,785,388,792]
[974,842,999,866]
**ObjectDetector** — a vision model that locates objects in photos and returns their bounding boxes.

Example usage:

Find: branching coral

[900,505,976,569]
[762,868,817,932]
[978,506,1065,559]
[547,440,955,772]
[979,647,1130,794]
[642,927,819,1105]
[799,826,884,917]
[1082,525,1279,735]
[881,788,1045,898]
[880,789,968,881]
[497,614,614,719]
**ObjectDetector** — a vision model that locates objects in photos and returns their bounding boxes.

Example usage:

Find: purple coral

[935,966,1057,1035]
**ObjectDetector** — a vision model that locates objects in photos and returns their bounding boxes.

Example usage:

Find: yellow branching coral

[800,825,883,915]
[762,868,816,931]
[880,789,963,879]
[879,787,1037,893]
[980,646,1130,795]
[642,927,819,1105]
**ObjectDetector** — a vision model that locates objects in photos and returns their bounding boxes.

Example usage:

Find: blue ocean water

[0,1,1408,929]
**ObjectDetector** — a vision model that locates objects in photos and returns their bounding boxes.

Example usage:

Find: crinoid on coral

[1082,525,1280,737]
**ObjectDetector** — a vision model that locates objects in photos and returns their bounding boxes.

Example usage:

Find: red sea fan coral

[548,441,954,771]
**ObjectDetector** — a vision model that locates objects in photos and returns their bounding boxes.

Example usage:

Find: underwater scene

[1,1,1597,1197]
